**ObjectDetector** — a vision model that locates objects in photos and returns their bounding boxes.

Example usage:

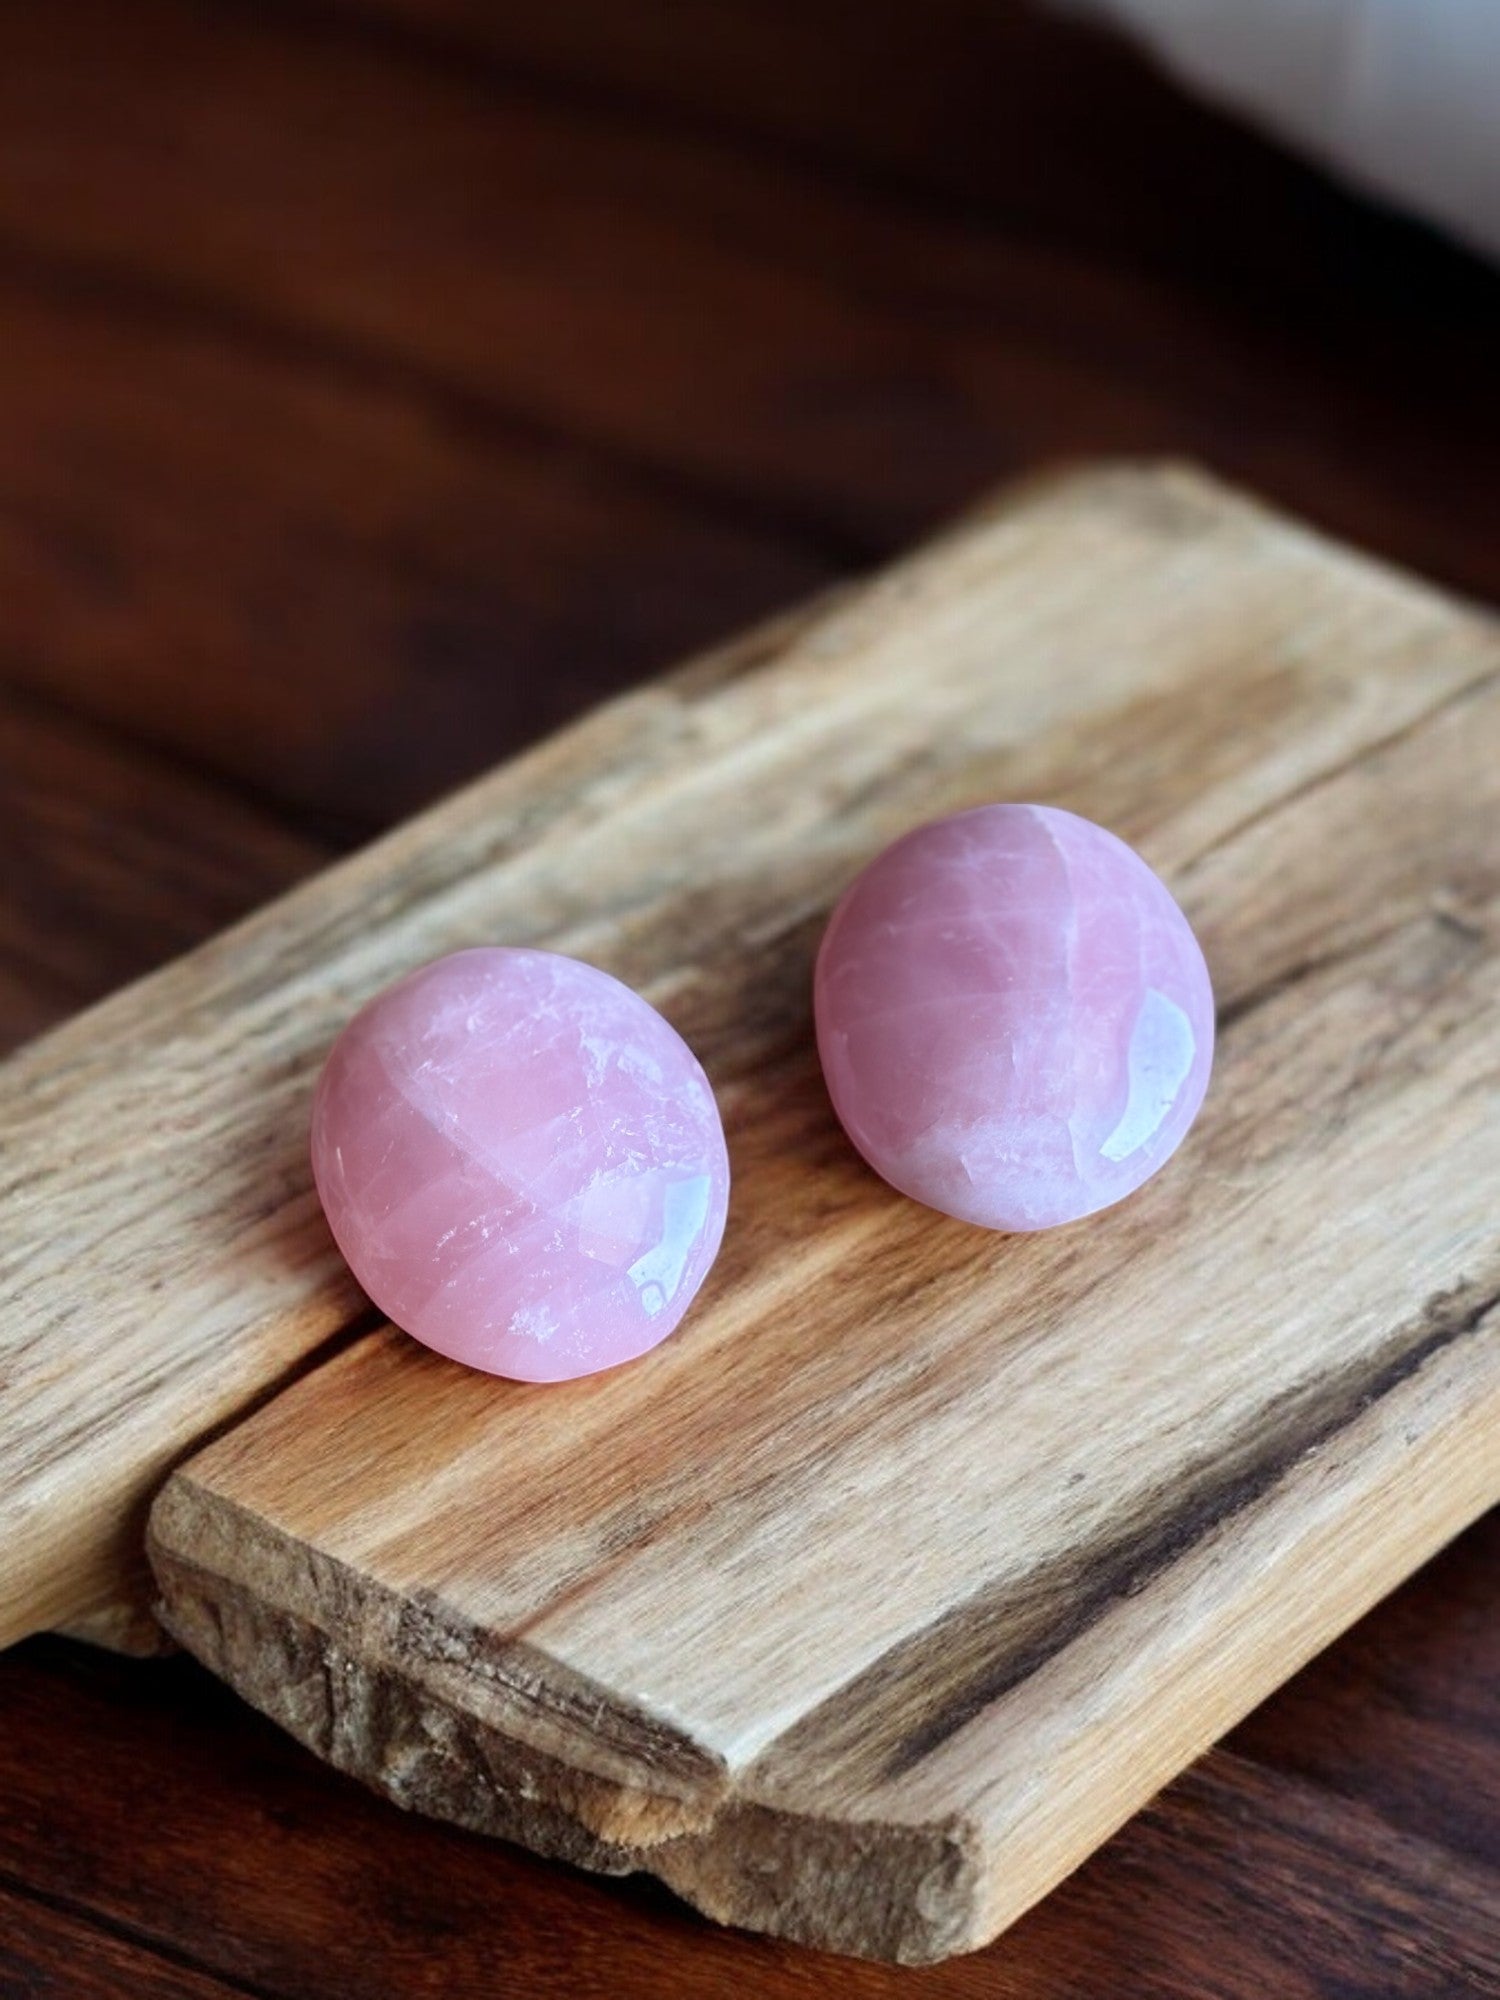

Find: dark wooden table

[2,3,1497,1994]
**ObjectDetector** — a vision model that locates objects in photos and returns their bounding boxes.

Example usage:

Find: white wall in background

[1065,0,1500,264]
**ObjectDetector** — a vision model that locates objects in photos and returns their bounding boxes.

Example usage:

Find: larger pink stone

[311,948,730,1381]
[814,805,1214,1230]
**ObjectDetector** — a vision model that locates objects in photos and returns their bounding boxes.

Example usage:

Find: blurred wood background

[1,1,1496,1994]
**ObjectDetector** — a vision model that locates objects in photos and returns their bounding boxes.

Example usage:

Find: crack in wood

[791,1280,1500,1783]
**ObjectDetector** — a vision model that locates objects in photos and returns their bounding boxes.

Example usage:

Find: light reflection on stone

[1101,989,1197,1164]
[815,805,1215,1230]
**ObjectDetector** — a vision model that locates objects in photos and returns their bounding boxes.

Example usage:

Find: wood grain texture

[75,461,1491,1958]
[1,569,834,1647]
[0,677,325,1653]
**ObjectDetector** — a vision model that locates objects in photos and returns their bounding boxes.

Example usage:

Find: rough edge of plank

[147,1300,1500,1961]
[4,454,1306,1651]
[133,448,1500,1953]
[14,453,1500,1956]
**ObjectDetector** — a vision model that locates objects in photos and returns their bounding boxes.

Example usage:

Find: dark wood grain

[0,1884,257,2000]
[0,687,323,1053]
[0,0,1496,1989]
[0,0,1493,600]
[1,1601,1496,1999]
[328,0,1442,275]
[1050,1757,1500,2000]
[0,267,823,832]
[1227,1508,1500,1871]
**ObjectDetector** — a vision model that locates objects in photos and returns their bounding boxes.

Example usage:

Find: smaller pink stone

[814,805,1215,1231]
[311,948,730,1381]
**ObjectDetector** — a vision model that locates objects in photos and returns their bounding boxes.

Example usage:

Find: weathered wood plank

[0,2,1493,1983]
[0,686,328,1645]
[8,461,1498,1947]
[1,454,1444,1646]
[60,459,1490,1957]
[0,548,833,1646]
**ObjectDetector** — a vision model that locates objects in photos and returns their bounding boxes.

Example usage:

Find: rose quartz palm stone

[815,805,1214,1231]
[311,948,730,1381]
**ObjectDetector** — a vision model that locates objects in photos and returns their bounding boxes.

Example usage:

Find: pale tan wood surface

[75,463,1492,1958]
[5,462,1498,1948]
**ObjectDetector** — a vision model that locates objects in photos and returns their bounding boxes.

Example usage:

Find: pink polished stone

[311,948,729,1381]
[814,805,1214,1231]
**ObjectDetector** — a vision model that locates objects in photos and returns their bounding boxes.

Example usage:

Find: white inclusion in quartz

[626,1174,714,1317]
[509,1299,560,1345]
[1099,987,1197,1164]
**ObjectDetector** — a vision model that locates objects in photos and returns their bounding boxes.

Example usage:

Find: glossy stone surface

[814,805,1214,1230]
[311,948,729,1380]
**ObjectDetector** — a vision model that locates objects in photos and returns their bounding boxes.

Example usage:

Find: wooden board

[5,463,1499,1957]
